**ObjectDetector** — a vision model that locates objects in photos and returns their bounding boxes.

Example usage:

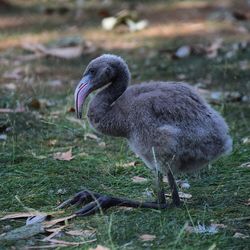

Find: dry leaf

[211,223,227,229]
[206,38,223,58]
[66,229,96,237]
[178,192,192,199]
[47,139,57,146]
[139,234,156,241]
[131,176,148,183]
[233,232,249,239]
[17,53,44,63]
[165,192,192,199]
[26,244,67,249]
[46,226,67,233]
[1,83,16,91]
[0,212,47,221]
[233,11,249,21]
[116,161,140,168]
[43,226,66,241]
[43,214,76,228]
[84,133,100,141]
[185,223,218,234]
[28,98,41,110]
[28,98,53,110]
[0,108,25,113]
[89,245,110,250]
[31,152,47,160]
[3,67,23,80]
[67,107,75,113]
[0,210,64,221]
[45,238,96,246]
[242,137,250,145]
[57,188,67,195]
[22,43,83,60]
[53,148,74,161]
[45,46,83,59]
[239,162,250,168]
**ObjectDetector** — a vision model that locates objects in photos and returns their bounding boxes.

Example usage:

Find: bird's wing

[150,86,209,124]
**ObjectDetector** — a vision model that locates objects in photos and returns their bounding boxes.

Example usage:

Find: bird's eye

[89,68,96,75]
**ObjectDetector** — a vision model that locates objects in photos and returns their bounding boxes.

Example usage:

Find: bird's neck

[88,69,129,126]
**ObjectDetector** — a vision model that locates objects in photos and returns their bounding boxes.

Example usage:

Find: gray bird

[58,54,232,216]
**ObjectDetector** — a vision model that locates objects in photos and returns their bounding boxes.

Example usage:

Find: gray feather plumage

[85,54,232,174]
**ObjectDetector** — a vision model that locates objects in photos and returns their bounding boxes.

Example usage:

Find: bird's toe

[75,195,113,216]
[56,190,100,209]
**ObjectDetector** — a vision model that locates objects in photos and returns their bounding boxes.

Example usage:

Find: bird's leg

[155,170,167,205]
[167,170,181,206]
[73,195,168,216]
[57,186,169,216]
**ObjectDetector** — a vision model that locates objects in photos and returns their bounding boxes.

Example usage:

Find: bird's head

[74,54,129,119]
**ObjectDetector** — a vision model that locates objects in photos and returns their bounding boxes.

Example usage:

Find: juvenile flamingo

[58,54,232,216]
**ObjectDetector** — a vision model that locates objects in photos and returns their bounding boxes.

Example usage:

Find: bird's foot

[57,190,169,216]
[75,195,118,216]
[56,190,100,209]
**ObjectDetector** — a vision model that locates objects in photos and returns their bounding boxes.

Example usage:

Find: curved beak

[74,76,92,119]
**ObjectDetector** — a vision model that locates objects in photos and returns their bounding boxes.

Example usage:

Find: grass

[0,0,250,249]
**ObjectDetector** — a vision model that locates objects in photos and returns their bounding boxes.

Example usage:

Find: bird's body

[87,81,232,174]
[60,54,232,216]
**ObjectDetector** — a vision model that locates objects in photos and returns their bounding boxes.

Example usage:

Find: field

[0,0,249,249]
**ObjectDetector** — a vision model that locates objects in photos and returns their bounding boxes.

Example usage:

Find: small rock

[126,19,148,32]
[239,162,250,168]
[0,134,7,141]
[233,232,249,239]
[242,137,250,145]
[225,50,236,59]
[210,91,222,102]
[177,74,186,80]
[242,95,250,103]
[98,141,106,148]
[174,45,191,58]
[131,176,148,183]
[102,17,117,30]
[57,188,67,195]
[139,234,156,241]
[180,181,190,189]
